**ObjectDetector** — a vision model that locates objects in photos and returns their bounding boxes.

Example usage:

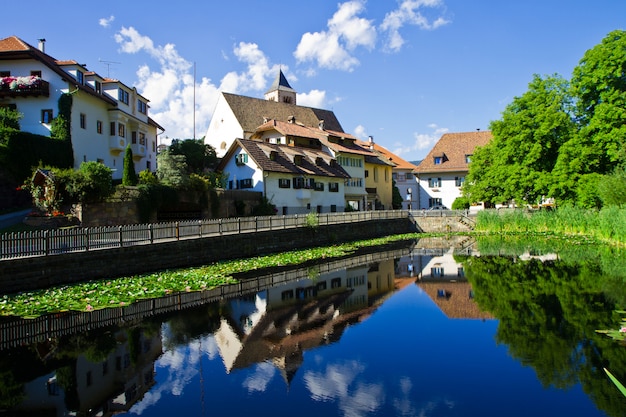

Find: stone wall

[0,218,412,294]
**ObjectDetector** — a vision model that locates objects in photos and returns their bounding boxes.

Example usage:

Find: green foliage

[465,74,574,206]
[234,200,246,216]
[71,161,114,203]
[138,169,159,185]
[50,93,72,144]
[598,168,626,207]
[0,106,22,130]
[0,130,73,182]
[122,145,138,186]
[136,184,179,223]
[169,138,218,175]
[604,368,626,398]
[156,149,189,188]
[391,179,403,209]
[251,196,277,216]
[467,30,626,208]
[305,211,319,228]
[452,195,470,210]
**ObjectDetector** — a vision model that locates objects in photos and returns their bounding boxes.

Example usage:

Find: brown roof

[222,92,344,135]
[356,139,418,171]
[0,36,117,106]
[219,138,351,179]
[414,131,492,174]
[417,282,494,319]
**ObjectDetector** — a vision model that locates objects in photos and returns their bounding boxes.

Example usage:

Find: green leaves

[604,368,626,398]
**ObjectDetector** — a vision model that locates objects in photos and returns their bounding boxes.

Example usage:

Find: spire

[264,69,297,104]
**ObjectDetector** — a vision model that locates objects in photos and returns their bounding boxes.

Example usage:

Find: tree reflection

[461,253,626,417]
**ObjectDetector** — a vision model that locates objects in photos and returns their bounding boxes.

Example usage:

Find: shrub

[0,107,22,130]
[452,196,470,210]
[122,145,138,186]
[138,169,159,185]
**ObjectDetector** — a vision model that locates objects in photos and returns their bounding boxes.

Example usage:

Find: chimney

[318,120,325,130]
[37,38,46,53]
[368,135,374,150]
[288,115,295,124]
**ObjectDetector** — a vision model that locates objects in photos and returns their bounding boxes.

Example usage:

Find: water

[1,238,625,416]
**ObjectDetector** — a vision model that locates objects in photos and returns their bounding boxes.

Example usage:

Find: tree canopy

[465,30,626,208]
[169,138,218,175]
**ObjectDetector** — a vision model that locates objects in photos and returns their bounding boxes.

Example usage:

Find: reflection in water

[1,237,624,416]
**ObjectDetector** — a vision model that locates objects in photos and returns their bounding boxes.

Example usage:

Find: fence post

[238,218,241,234]
[118,226,123,247]
[176,222,180,240]
[84,228,90,252]
[255,217,258,232]
[44,230,49,256]
[149,224,154,244]
[219,219,223,235]
[198,220,202,238]
[283,215,286,229]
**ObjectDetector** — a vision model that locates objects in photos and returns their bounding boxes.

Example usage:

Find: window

[278,178,291,188]
[364,170,369,178]
[235,153,248,165]
[329,182,339,192]
[118,88,129,104]
[30,70,42,77]
[294,155,303,165]
[281,290,294,300]
[429,197,443,207]
[374,167,379,182]
[431,267,444,278]
[137,99,147,114]
[0,71,10,77]
[434,156,443,165]
[314,181,324,191]
[465,154,472,163]
[41,109,53,123]
[131,131,137,144]
[139,132,146,146]
[118,123,125,138]
[76,71,84,85]
[455,176,465,187]
[95,80,101,94]
[237,178,253,189]
[428,177,441,188]
[110,122,116,136]
[80,113,86,129]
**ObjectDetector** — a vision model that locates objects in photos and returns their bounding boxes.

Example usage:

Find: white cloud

[298,89,326,108]
[353,124,368,139]
[98,15,115,28]
[294,0,376,72]
[114,29,281,140]
[380,0,450,52]
[392,124,448,160]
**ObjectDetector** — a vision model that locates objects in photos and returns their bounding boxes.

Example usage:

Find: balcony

[0,76,50,98]
[131,143,146,159]
[109,136,126,154]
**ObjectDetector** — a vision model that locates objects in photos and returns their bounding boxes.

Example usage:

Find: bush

[452,196,470,210]
[0,107,22,130]
[122,145,138,186]
[138,169,159,185]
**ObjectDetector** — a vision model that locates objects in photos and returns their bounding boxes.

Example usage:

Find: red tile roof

[414,131,492,174]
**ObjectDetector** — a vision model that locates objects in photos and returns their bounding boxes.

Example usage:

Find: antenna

[99,59,121,78]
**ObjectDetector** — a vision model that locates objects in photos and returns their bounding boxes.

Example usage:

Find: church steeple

[264,69,297,105]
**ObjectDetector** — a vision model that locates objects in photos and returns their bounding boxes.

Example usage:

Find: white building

[0,36,163,180]
[414,131,492,209]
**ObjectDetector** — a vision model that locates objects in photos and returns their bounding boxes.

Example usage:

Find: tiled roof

[356,139,418,171]
[222,92,344,135]
[0,36,117,106]
[224,138,351,179]
[414,131,492,174]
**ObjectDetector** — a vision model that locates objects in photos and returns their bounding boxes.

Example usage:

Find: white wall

[417,172,465,209]
[204,95,244,158]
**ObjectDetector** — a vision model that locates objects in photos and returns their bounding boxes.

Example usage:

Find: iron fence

[1,210,409,260]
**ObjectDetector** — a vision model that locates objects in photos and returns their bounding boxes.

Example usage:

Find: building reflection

[12,328,162,416]
[215,258,399,382]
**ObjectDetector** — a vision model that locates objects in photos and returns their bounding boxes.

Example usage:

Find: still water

[1,237,625,416]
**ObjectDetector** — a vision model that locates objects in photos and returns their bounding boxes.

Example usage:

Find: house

[0,36,163,180]
[414,131,492,209]
[205,69,343,158]
[217,135,350,214]
[211,69,379,211]
[358,136,418,210]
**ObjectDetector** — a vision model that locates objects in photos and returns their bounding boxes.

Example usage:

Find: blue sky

[4,0,625,161]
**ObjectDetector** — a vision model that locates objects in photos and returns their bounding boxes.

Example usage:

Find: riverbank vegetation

[474,207,626,246]
[0,233,417,318]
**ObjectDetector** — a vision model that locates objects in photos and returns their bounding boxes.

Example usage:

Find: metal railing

[1,210,408,260]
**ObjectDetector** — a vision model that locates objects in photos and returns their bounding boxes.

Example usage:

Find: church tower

[264,69,297,105]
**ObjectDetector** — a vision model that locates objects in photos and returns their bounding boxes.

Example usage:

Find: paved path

[0,209,32,230]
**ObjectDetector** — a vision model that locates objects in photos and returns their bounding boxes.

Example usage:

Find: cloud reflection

[242,361,277,393]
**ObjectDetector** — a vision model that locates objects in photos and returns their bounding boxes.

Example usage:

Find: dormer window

[118,88,129,105]
[465,154,472,163]
[434,156,443,165]
[270,151,277,161]
[294,155,303,165]
[137,99,147,114]
[76,71,83,85]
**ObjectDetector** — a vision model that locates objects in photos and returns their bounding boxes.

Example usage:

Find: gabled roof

[218,138,350,179]
[356,140,418,171]
[222,92,344,135]
[265,69,296,94]
[414,131,492,174]
[0,36,117,106]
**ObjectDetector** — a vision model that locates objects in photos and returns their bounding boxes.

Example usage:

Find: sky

[4,0,625,161]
